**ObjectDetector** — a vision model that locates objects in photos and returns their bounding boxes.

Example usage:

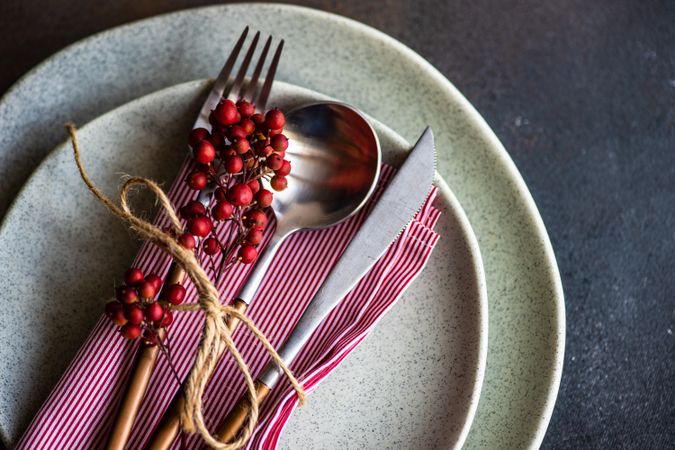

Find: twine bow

[66,124,305,449]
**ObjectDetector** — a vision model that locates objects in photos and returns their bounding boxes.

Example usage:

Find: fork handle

[105,263,185,450]
[144,299,249,450]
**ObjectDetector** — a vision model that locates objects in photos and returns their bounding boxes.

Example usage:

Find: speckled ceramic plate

[0,4,564,449]
[0,80,487,449]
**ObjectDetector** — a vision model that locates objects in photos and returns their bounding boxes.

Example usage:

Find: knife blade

[259,126,436,387]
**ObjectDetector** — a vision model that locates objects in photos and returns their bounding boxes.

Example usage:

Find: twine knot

[66,124,304,449]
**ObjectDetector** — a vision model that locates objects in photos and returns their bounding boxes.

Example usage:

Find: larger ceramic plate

[0,4,564,449]
[0,80,486,449]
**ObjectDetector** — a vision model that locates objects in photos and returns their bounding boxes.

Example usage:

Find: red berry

[187,171,208,190]
[124,268,144,286]
[124,304,145,325]
[256,189,273,208]
[229,125,246,140]
[212,201,234,220]
[163,283,186,305]
[116,286,138,304]
[271,175,288,191]
[188,128,210,148]
[266,153,283,170]
[121,323,142,339]
[221,146,237,159]
[246,209,267,229]
[275,160,291,177]
[209,132,225,148]
[214,187,227,202]
[194,140,216,164]
[208,110,218,127]
[145,302,164,322]
[155,310,174,328]
[179,233,196,250]
[237,100,255,118]
[271,134,288,153]
[202,237,221,255]
[269,128,282,137]
[181,200,206,219]
[105,300,122,317]
[225,155,243,173]
[265,108,286,130]
[239,245,258,264]
[234,138,250,154]
[214,99,239,125]
[138,280,157,299]
[247,179,261,195]
[240,118,255,135]
[145,274,163,293]
[105,301,127,326]
[251,113,265,125]
[227,184,253,206]
[245,228,263,245]
[188,215,212,237]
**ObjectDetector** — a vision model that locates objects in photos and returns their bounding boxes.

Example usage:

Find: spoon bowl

[273,102,381,233]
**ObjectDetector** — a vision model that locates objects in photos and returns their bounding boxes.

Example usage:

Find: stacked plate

[0,4,564,449]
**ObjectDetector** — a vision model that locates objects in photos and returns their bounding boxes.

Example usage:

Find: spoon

[145,101,381,450]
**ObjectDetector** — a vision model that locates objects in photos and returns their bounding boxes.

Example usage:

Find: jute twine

[66,124,305,449]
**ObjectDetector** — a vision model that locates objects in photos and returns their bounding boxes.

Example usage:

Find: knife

[209,127,436,447]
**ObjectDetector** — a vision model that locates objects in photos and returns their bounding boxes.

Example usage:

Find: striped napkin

[16,162,440,449]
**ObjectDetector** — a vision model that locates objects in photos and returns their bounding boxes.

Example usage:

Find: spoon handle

[143,231,286,450]
[236,231,286,303]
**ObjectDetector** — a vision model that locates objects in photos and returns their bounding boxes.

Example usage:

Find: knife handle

[106,263,185,450]
[144,298,249,450]
[209,380,271,449]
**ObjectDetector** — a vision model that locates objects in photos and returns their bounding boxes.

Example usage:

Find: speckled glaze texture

[0,81,487,449]
[0,4,564,449]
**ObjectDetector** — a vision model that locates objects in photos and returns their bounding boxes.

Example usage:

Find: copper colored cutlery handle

[209,380,271,449]
[144,298,249,450]
[143,394,183,450]
[106,337,163,450]
[105,263,185,450]
[225,297,248,335]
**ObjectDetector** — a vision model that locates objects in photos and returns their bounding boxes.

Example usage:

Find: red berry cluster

[182,99,290,266]
[105,100,291,341]
[105,267,186,341]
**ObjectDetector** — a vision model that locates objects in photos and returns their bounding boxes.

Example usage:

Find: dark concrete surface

[0,1,673,448]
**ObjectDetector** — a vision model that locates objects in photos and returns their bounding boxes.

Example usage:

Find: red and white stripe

[16,162,440,450]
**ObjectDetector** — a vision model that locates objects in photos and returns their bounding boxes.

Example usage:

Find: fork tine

[225,31,260,101]
[239,35,272,102]
[196,27,249,127]
[255,39,284,112]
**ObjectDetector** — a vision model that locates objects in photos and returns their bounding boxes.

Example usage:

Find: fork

[104,27,284,450]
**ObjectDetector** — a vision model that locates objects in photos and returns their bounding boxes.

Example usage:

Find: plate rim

[0,79,488,449]
[0,3,564,447]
